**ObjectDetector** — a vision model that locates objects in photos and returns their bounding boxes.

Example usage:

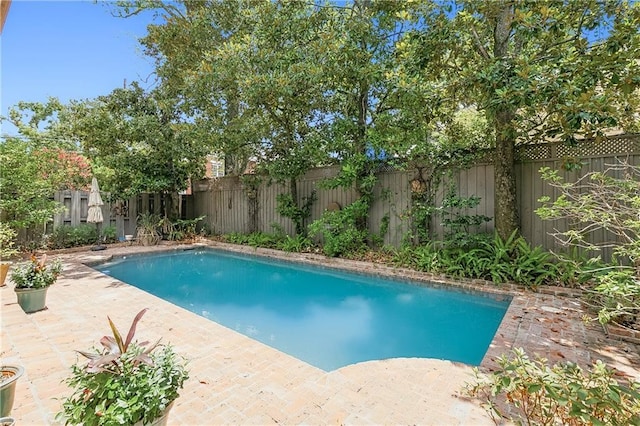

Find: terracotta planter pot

[0,263,9,287]
[1,365,24,417]
[15,287,49,313]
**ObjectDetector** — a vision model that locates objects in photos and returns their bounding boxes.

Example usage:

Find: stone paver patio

[1,241,639,425]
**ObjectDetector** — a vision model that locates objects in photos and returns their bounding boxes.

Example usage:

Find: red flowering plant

[35,148,92,190]
[11,254,62,289]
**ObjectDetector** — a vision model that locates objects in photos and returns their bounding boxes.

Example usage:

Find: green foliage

[537,163,640,266]
[47,224,99,249]
[537,162,640,326]
[166,216,206,242]
[246,232,282,249]
[392,243,441,272]
[462,231,557,287]
[392,232,557,288]
[552,248,607,288]
[136,213,161,243]
[591,269,640,327]
[309,200,369,258]
[57,309,188,426]
[466,348,640,426]
[370,214,390,248]
[223,232,283,250]
[277,234,313,253]
[435,185,492,249]
[224,232,250,246]
[401,0,640,239]
[0,222,19,259]
[276,190,317,236]
[100,225,118,244]
[11,255,62,289]
[0,135,87,231]
[61,83,208,219]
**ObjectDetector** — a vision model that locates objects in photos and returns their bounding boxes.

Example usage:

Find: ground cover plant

[388,231,558,288]
[467,348,640,425]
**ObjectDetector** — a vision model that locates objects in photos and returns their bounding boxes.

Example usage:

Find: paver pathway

[1,242,638,425]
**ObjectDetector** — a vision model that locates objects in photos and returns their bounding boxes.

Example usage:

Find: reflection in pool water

[96,249,511,371]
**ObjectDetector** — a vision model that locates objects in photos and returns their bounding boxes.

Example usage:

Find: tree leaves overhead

[404,0,640,144]
[64,82,210,217]
[400,0,640,239]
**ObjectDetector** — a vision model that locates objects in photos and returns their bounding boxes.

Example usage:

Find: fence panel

[54,136,638,258]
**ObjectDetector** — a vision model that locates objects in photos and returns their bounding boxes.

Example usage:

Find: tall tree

[402,0,640,240]
[118,0,260,176]
[2,100,92,231]
[220,1,335,234]
[318,0,405,232]
[64,83,209,220]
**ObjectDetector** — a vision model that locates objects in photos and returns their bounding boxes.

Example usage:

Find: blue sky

[1,0,159,136]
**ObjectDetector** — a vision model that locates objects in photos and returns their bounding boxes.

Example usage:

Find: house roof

[0,0,10,34]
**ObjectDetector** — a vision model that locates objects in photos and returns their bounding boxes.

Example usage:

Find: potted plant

[57,309,189,426]
[136,213,161,246]
[0,365,24,418]
[11,254,62,313]
[0,223,19,287]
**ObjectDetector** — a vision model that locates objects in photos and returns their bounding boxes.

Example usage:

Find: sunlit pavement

[2,241,638,425]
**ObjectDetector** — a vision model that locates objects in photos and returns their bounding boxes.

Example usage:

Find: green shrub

[393,232,557,287]
[467,348,640,425]
[224,232,283,249]
[101,225,118,244]
[276,191,316,236]
[247,232,282,249]
[224,232,250,245]
[164,216,206,241]
[309,199,369,257]
[591,269,640,327]
[464,231,557,287]
[0,222,19,259]
[435,185,492,249]
[48,224,99,249]
[537,162,640,326]
[277,234,313,253]
[396,243,434,273]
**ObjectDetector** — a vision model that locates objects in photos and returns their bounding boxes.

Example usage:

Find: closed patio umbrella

[87,177,106,250]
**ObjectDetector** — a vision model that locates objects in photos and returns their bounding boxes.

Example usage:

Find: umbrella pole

[91,222,107,251]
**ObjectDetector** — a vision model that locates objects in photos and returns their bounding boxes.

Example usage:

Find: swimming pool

[96,249,511,371]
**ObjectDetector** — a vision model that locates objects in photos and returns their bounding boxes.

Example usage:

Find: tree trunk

[492,1,520,240]
[289,177,303,235]
[224,86,242,176]
[164,192,180,221]
[494,110,519,240]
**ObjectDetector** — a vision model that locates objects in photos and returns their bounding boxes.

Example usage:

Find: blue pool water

[96,249,510,371]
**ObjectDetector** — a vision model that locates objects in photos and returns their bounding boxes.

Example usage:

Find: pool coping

[73,240,640,374]
[2,241,639,425]
[90,243,514,370]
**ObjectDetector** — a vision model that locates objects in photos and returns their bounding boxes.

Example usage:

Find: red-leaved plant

[77,308,159,374]
[58,309,189,426]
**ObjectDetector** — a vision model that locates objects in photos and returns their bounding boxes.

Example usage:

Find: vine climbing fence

[54,135,639,255]
[191,135,640,253]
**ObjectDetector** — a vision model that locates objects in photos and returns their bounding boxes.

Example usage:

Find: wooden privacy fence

[53,135,638,255]
[192,135,640,254]
[52,192,195,240]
